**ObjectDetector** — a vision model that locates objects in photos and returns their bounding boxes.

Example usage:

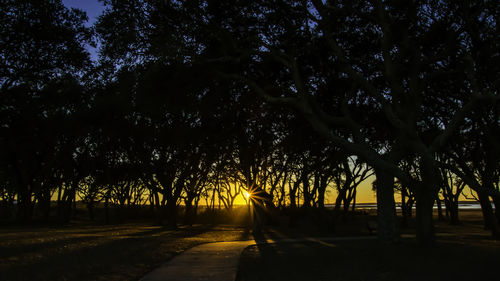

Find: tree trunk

[302,175,311,208]
[492,196,500,225]
[289,181,298,208]
[415,158,441,247]
[407,198,414,218]
[317,179,327,209]
[478,192,500,238]
[351,188,357,212]
[444,199,450,219]
[166,201,178,228]
[333,188,345,216]
[72,191,77,219]
[17,188,33,222]
[415,187,436,246]
[56,186,75,223]
[436,196,444,221]
[375,169,399,243]
[104,192,110,224]
[37,185,51,221]
[87,202,95,220]
[184,199,194,226]
[448,199,460,225]
[401,189,408,227]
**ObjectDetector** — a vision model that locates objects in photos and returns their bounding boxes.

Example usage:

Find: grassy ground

[0,222,251,281]
[236,210,500,281]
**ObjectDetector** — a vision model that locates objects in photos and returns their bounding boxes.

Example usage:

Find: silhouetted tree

[1,0,91,221]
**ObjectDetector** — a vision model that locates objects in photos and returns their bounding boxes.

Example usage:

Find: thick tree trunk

[415,159,440,247]
[166,201,178,228]
[375,169,399,243]
[415,186,436,246]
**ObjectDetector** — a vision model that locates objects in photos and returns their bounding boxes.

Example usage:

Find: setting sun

[243,190,251,200]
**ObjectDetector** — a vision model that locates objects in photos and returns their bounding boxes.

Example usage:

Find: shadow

[238,228,342,281]
[235,230,282,281]
[0,236,98,259]
[0,225,217,281]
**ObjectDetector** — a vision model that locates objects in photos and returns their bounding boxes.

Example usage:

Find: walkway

[139,236,376,281]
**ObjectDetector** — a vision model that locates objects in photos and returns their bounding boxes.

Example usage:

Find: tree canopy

[1,0,499,246]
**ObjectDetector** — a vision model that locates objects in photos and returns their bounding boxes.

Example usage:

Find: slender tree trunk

[436,196,444,221]
[444,199,450,219]
[401,189,408,227]
[193,197,199,223]
[448,198,460,225]
[289,182,298,208]
[37,186,51,221]
[104,191,110,224]
[317,184,327,209]
[351,188,357,212]
[72,190,77,219]
[493,197,500,225]
[57,185,62,203]
[302,175,311,208]
[333,188,346,216]
[375,169,399,243]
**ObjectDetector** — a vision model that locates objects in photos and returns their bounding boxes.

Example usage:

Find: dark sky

[62,0,105,26]
[62,0,105,60]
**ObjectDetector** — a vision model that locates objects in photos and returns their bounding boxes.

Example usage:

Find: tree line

[0,0,499,246]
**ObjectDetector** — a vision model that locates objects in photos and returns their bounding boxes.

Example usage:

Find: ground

[237,210,500,281]
[0,210,498,281]
[236,238,500,281]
